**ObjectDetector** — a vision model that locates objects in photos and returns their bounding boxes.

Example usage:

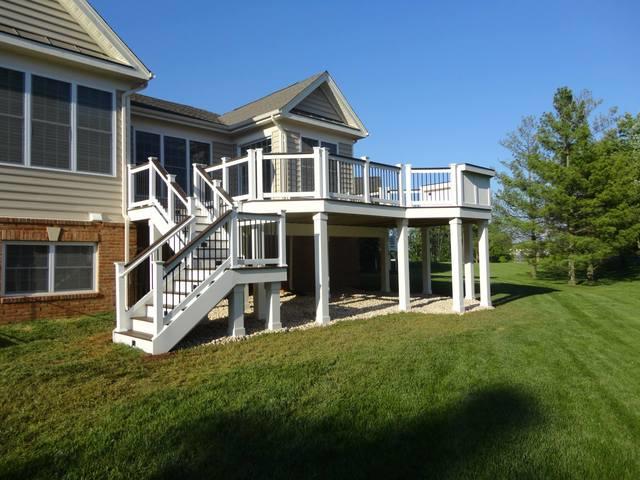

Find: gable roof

[131,93,224,126]
[218,72,324,127]
[0,0,151,80]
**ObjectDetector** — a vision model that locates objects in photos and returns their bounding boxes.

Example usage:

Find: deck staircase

[114,161,286,354]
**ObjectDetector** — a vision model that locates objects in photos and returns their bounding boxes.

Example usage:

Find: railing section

[410,168,452,206]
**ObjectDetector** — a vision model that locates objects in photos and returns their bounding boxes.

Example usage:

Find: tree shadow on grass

[148,384,545,480]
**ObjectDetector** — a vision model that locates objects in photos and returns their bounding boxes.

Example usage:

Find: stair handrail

[122,215,196,276]
[193,163,235,220]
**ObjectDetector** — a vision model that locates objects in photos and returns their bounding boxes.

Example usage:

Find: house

[0,0,495,354]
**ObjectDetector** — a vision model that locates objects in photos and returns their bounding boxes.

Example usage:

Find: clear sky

[92,0,640,170]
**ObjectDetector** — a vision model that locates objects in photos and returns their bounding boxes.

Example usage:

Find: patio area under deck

[236,205,494,321]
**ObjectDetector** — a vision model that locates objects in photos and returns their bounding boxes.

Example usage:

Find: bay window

[3,243,96,295]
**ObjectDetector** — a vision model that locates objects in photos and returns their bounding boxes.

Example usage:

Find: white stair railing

[193,163,235,221]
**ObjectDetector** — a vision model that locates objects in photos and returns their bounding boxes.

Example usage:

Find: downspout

[121,79,151,262]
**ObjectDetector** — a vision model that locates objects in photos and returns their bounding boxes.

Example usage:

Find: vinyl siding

[0,90,123,222]
[212,141,235,164]
[271,130,282,153]
[285,130,300,153]
[293,85,344,123]
[0,0,108,60]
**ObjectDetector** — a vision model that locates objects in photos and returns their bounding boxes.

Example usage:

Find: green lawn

[2,263,640,479]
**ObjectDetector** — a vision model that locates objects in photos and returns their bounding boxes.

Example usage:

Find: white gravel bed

[175,289,482,350]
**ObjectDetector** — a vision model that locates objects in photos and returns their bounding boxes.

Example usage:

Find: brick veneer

[0,218,136,323]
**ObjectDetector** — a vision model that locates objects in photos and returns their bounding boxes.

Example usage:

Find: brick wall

[0,218,136,323]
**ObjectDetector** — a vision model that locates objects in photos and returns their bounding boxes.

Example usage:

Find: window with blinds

[0,67,24,165]
[240,137,272,155]
[77,86,113,174]
[31,75,71,170]
[135,130,161,164]
[164,136,187,190]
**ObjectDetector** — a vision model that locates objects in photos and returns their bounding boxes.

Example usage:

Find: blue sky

[93,0,640,170]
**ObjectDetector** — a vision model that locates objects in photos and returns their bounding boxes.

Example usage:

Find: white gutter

[121,79,151,262]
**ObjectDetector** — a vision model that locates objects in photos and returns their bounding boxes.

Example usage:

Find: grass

[2,262,640,479]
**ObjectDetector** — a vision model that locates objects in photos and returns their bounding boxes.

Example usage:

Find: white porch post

[464,223,475,300]
[228,284,246,337]
[244,284,250,313]
[380,230,390,293]
[397,218,410,311]
[266,281,282,331]
[114,262,129,332]
[313,212,330,325]
[449,218,465,313]
[421,227,432,295]
[478,220,492,308]
[254,283,267,321]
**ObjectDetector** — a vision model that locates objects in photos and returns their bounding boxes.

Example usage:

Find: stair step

[119,330,153,341]
[131,316,152,323]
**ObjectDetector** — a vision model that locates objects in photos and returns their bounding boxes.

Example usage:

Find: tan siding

[285,130,300,153]
[293,86,344,123]
[338,142,353,157]
[0,0,107,57]
[271,130,282,153]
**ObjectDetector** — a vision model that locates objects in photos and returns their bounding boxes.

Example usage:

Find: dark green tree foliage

[498,87,640,283]
[496,116,545,277]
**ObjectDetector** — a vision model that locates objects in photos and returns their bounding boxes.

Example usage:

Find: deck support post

[380,230,391,293]
[313,212,330,325]
[478,220,492,308]
[464,223,475,300]
[397,218,411,311]
[266,282,282,331]
[421,227,432,295]
[228,284,246,337]
[449,218,465,313]
[254,282,267,321]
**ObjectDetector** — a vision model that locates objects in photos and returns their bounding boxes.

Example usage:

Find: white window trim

[0,66,116,177]
[1,242,98,297]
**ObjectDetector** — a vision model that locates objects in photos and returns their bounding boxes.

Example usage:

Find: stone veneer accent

[0,218,136,324]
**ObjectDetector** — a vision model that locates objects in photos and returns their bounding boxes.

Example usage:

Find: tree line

[495,87,640,283]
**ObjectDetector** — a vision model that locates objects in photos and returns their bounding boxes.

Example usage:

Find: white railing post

[115,262,129,332]
[278,210,287,267]
[152,260,164,335]
[192,163,199,199]
[256,148,264,200]
[247,149,257,200]
[361,156,371,203]
[221,157,229,192]
[397,164,406,207]
[313,147,322,198]
[187,196,195,239]
[457,164,464,205]
[230,207,239,268]
[405,163,412,207]
[167,173,176,220]
[449,164,458,206]
[213,179,221,218]
[320,147,330,198]
[127,164,135,207]
[148,158,156,202]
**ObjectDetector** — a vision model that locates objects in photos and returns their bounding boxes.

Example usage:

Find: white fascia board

[0,34,150,82]
[61,0,153,79]
[406,206,492,220]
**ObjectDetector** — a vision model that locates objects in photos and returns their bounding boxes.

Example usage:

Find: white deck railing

[128,149,493,211]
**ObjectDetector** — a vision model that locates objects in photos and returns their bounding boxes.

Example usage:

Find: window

[321,141,337,154]
[135,130,160,165]
[31,75,71,170]
[76,86,113,174]
[241,137,272,155]
[301,137,337,154]
[0,67,24,164]
[3,243,95,295]
[164,136,187,191]
[189,140,211,165]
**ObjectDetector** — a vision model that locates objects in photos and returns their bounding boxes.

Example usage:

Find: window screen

[301,137,318,153]
[190,140,210,165]
[76,86,112,174]
[31,75,71,169]
[164,136,187,190]
[4,244,49,294]
[135,131,161,164]
[54,245,94,292]
[0,67,24,164]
